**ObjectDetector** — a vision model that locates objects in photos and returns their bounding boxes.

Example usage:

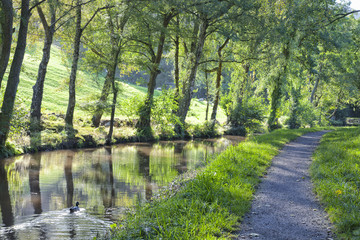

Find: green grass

[109,128,323,239]
[310,127,360,239]
[8,43,226,123]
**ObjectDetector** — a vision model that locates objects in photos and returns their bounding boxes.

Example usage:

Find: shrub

[152,89,182,139]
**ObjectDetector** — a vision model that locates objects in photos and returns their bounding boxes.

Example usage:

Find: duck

[70,202,80,213]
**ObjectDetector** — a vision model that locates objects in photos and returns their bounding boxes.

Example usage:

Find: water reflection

[29,154,42,214]
[0,136,244,239]
[64,154,74,208]
[0,162,14,227]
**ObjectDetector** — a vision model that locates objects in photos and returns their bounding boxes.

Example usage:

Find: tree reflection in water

[0,161,14,227]
[29,154,42,214]
[137,145,153,201]
[64,153,74,208]
[174,142,187,174]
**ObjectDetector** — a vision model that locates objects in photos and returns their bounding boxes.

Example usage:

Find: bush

[224,95,265,134]
[188,121,219,138]
[152,89,182,139]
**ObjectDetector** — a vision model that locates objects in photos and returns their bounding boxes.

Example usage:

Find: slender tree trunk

[65,0,82,129]
[205,71,209,121]
[30,5,56,130]
[0,0,13,87]
[0,0,30,146]
[310,64,322,104]
[106,74,118,145]
[105,51,120,145]
[268,44,291,131]
[91,6,130,127]
[182,21,199,96]
[174,32,180,98]
[176,18,208,128]
[91,72,112,127]
[136,13,173,134]
[210,38,229,121]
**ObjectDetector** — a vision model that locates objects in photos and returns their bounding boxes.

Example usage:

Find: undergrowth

[109,128,323,239]
[310,127,360,239]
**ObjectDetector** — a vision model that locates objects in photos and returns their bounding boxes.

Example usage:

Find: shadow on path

[236,131,334,240]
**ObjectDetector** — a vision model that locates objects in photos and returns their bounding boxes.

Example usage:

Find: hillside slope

[4,44,226,124]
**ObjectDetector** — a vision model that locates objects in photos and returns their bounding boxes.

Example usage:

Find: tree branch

[326,10,360,26]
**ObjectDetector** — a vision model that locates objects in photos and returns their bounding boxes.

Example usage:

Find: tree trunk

[91,72,112,127]
[0,0,30,146]
[136,13,173,134]
[91,6,130,127]
[176,18,208,127]
[210,38,229,121]
[0,0,13,87]
[310,64,322,104]
[268,44,291,131]
[106,75,118,145]
[65,0,82,129]
[205,71,209,121]
[105,52,120,145]
[30,5,56,130]
[174,31,180,98]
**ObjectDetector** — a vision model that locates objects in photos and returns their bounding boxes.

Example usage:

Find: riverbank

[0,115,225,159]
[108,127,331,239]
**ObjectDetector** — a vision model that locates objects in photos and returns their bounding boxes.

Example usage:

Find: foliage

[152,89,182,139]
[222,94,266,135]
[78,93,112,116]
[187,121,219,139]
[310,127,360,239]
[118,94,144,121]
[110,128,322,239]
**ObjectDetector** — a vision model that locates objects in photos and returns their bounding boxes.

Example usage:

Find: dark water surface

[0,136,244,240]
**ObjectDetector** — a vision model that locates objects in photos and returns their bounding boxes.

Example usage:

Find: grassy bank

[310,127,360,239]
[109,128,323,239]
[12,44,227,123]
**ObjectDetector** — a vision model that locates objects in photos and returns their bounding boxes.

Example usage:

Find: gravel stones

[237,131,334,240]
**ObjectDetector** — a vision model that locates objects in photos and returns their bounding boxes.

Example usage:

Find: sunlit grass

[10,44,226,124]
[110,128,323,239]
[310,127,360,239]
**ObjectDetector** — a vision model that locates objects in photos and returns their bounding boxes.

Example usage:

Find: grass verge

[109,128,324,239]
[310,127,360,239]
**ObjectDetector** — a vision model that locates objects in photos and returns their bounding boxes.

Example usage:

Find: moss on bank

[108,128,327,239]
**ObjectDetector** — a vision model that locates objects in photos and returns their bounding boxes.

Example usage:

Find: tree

[134,1,177,137]
[0,0,31,146]
[30,0,58,131]
[0,0,13,87]
[86,1,131,128]
[64,0,108,130]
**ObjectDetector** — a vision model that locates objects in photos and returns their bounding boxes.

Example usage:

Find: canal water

[0,136,243,240]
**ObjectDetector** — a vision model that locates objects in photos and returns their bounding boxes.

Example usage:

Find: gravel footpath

[237,131,334,240]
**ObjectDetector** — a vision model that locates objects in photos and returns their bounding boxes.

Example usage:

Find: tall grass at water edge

[310,127,360,239]
[109,128,324,239]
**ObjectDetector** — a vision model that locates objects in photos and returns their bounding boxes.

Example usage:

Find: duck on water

[70,202,80,213]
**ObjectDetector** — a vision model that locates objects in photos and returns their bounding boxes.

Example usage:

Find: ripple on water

[0,209,112,240]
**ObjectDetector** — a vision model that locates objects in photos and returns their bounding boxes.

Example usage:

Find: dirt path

[237,131,334,240]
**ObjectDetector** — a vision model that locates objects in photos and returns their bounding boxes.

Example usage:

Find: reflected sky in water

[0,136,244,239]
